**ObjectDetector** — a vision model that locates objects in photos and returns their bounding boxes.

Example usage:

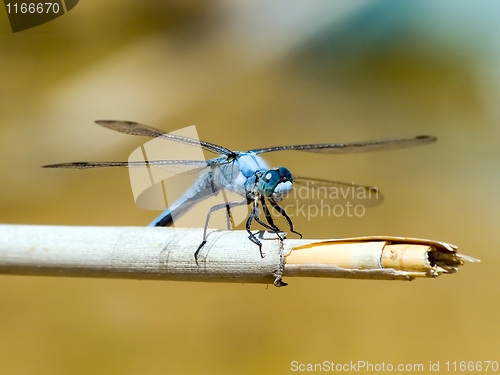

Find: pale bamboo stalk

[283,236,479,280]
[0,225,478,287]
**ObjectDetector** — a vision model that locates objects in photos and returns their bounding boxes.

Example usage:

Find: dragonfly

[44,120,437,260]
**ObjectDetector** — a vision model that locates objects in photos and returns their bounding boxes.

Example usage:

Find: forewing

[250,135,436,154]
[96,120,233,155]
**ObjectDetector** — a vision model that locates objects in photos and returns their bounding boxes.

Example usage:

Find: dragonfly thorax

[257,167,293,201]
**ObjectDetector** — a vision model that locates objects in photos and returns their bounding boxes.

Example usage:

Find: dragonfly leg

[260,197,281,232]
[254,198,283,241]
[245,205,264,258]
[194,241,207,264]
[195,199,247,262]
[269,200,302,239]
[220,189,236,230]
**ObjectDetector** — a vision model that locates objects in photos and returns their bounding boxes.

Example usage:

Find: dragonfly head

[257,167,293,201]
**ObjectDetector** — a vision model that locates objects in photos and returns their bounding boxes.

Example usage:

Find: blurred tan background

[1,1,499,374]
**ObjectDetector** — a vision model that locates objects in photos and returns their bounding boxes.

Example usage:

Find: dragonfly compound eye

[278,167,293,183]
[257,168,293,199]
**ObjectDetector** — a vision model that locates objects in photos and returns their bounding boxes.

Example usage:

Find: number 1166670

[445,361,499,372]
[5,3,61,14]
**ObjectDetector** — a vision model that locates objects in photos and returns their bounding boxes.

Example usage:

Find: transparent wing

[96,120,234,156]
[249,135,436,154]
[268,176,381,223]
[259,175,382,229]
[290,176,382,206]
[42,159,224,175]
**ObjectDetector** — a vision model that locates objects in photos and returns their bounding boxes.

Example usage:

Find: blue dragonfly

[44,120,437,260]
